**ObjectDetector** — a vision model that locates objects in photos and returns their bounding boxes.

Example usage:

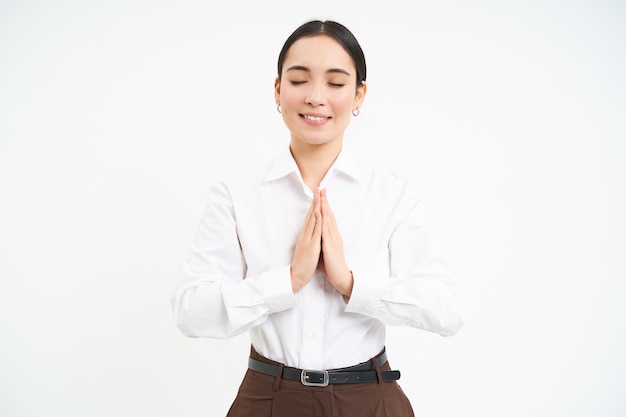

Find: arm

[170,183,297,339]
[345,187,465,337]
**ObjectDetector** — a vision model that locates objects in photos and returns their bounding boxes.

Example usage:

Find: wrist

[341,270,354,299]
[290,265,307,293]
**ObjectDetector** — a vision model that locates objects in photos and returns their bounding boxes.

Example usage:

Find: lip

[299,113,331,125]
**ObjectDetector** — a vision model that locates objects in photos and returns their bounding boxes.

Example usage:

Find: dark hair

[277,20,366,87]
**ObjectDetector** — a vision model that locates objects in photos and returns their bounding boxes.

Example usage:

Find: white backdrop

[2,1,625,416]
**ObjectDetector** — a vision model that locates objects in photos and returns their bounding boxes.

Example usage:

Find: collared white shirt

[171,147,464,370]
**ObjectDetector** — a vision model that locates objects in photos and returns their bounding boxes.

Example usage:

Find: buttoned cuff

[260,265,298,313]
[344,268,388,315]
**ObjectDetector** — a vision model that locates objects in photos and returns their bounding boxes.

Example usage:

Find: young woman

[171,20,464,417]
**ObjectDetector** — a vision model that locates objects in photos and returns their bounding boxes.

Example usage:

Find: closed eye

[290,80,306,86]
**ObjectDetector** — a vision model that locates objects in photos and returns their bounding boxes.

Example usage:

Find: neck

[290,139,342,192]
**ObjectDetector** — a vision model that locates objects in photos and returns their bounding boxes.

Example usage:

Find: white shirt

[170,148,464,370]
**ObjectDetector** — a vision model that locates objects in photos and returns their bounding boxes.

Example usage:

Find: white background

[2,0,625,416]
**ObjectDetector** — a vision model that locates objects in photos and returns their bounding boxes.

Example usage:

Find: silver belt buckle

[301,369,329,387]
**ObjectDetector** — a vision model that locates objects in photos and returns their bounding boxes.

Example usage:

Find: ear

[354,81,367,109]
[274,77,281,105]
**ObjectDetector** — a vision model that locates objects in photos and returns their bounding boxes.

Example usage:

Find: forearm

[171,264,297,338]
[345,269,464,336]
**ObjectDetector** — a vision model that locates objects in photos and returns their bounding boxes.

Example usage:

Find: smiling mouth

[301,114,330,122]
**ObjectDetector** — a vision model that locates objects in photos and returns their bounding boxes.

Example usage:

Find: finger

[320,189,330,236]
[312,189,322,240]
[321,189,336,240]
[302,190,319,238]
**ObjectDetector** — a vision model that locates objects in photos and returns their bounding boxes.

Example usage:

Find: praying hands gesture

[290,188,354,299]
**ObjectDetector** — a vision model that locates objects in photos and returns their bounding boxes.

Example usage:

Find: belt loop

[272,363,284,392]
[372,356,383,385]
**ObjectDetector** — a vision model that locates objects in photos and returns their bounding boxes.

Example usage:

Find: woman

[171,19,464,417]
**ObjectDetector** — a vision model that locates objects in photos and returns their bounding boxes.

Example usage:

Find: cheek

[279,85,300,107]
[336,86,358,103]
[334,92,356,112]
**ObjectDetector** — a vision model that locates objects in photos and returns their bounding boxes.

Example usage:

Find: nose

[305,82,326,107]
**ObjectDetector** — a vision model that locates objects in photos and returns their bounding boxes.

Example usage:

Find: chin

[301,135,337,146]
[303,130,344,144]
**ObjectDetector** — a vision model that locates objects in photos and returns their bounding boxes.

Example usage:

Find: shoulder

[206,152,287,196]
[355,157,425,200]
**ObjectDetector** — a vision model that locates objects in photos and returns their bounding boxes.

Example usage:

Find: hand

[319,188,354,299]
[290,188,322,293]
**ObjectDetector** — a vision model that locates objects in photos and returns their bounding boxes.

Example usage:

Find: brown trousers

[226,347,415,417]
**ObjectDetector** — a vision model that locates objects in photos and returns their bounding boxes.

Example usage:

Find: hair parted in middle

[277,20,367,88]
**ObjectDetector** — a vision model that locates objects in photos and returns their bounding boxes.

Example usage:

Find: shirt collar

[329,150,362,183]
[263,146,363,184]
[263,146,300,182]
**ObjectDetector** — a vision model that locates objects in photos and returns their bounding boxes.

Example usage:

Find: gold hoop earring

[277,105,281,114]
[352,108,360,117]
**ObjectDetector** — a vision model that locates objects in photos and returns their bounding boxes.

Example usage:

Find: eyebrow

[286,65,351,76]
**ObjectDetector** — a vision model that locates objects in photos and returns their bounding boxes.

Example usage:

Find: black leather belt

[248,352,401,387]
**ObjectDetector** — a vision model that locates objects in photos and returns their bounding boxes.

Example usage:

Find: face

[275,35,366,148]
